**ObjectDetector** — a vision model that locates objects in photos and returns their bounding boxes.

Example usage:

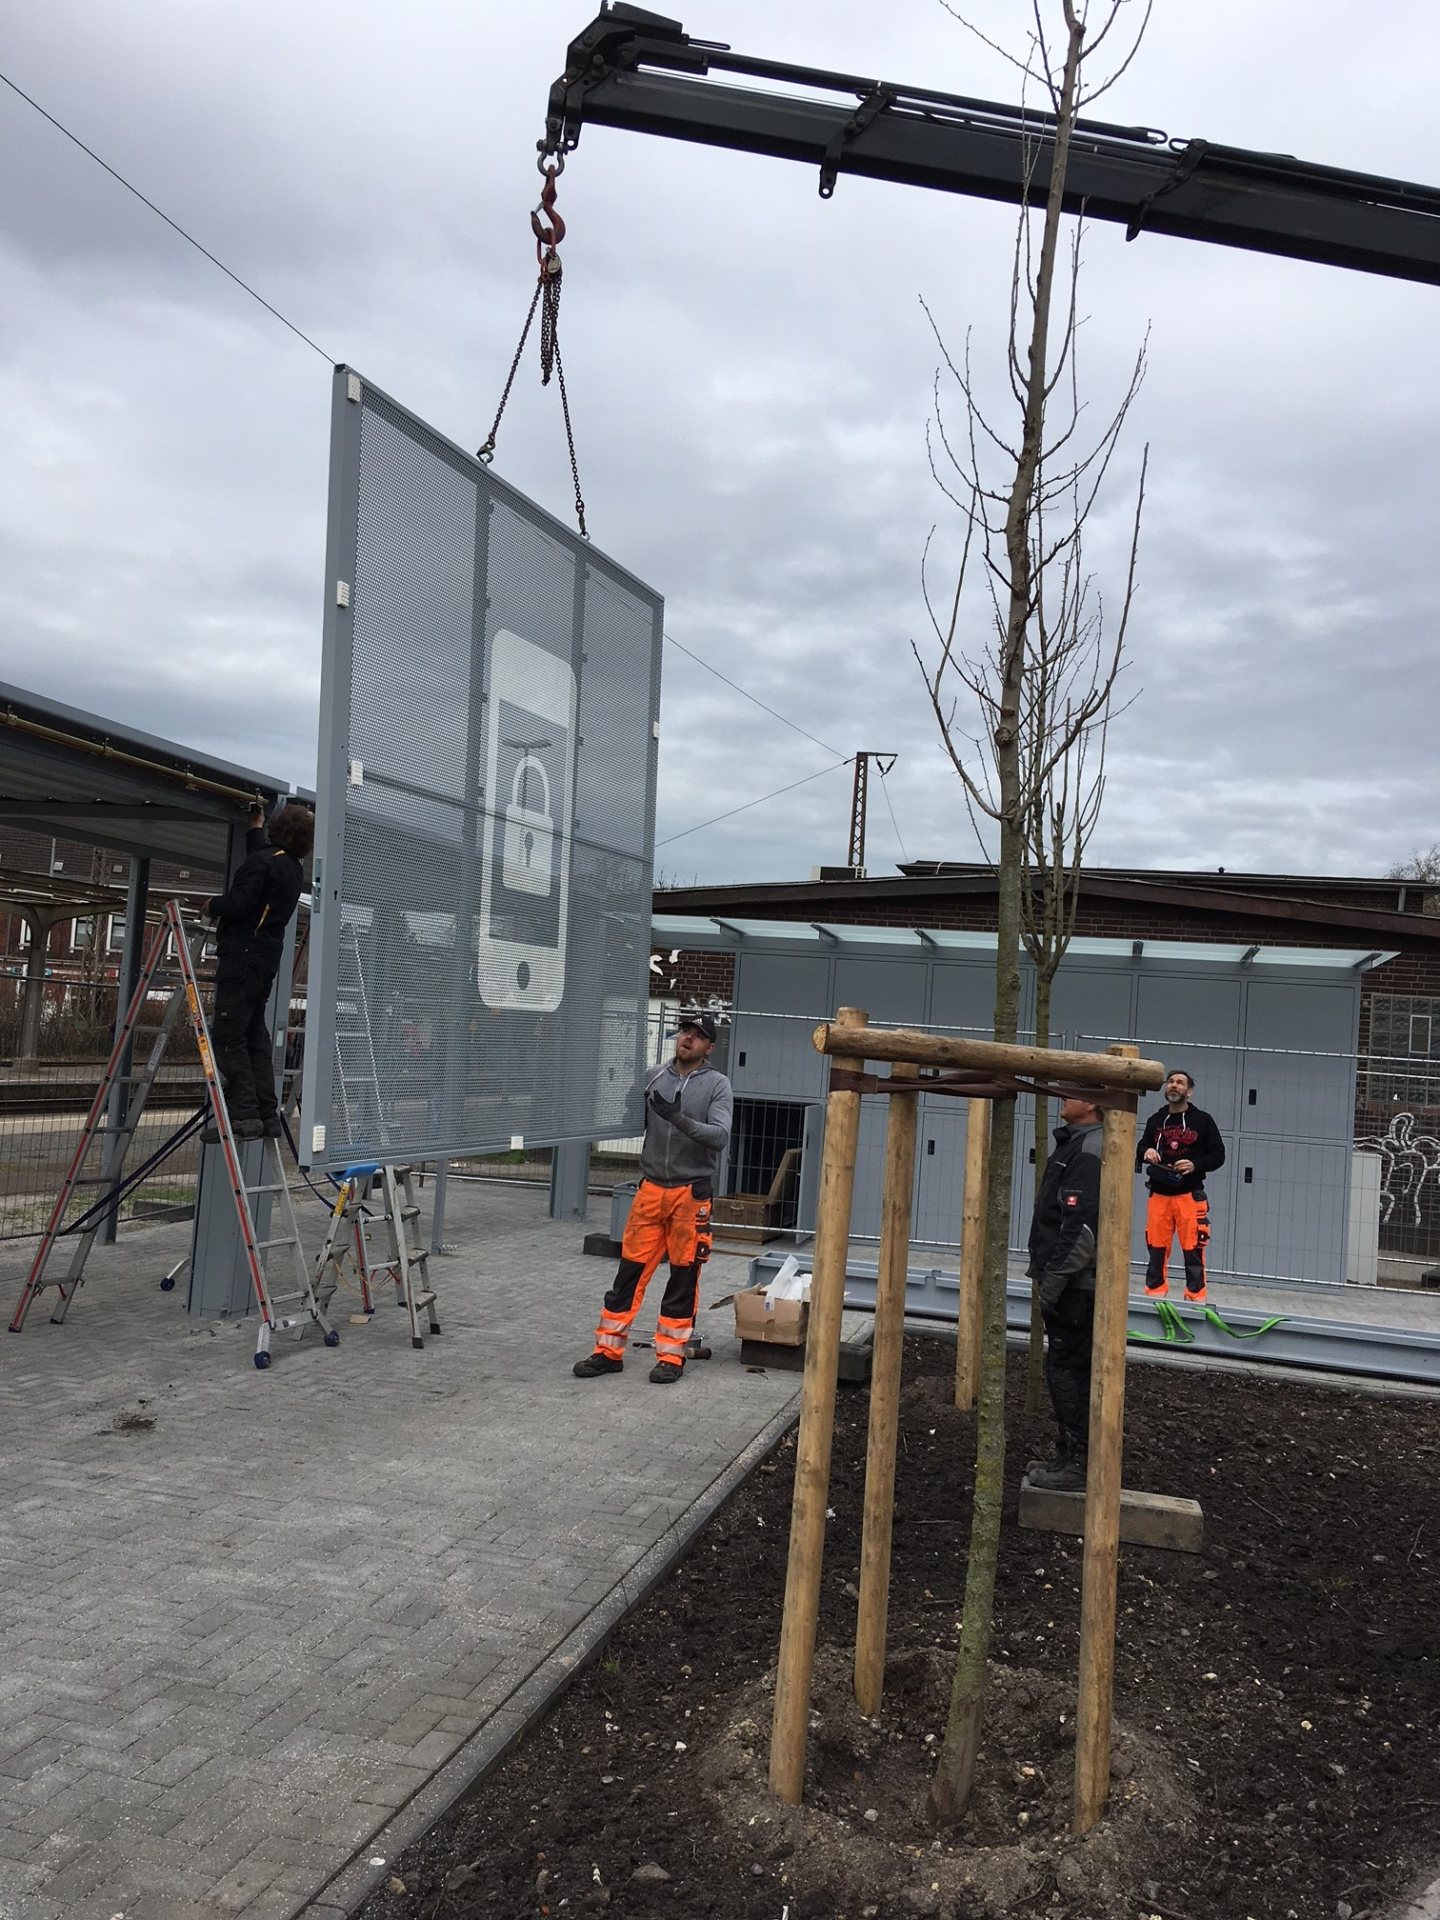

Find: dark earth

[357,1337,1440,1920]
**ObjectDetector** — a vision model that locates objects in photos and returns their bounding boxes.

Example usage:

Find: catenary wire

[2,66,879,818]
[877,758,911,863]
[657,757,853,848]
[664,628,844,760]
[0,68,332,362]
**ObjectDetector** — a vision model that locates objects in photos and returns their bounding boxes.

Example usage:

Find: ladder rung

[412,1290,436,1308]
[253,1236,303,1253]
[245,1183,291,1196]
[399,1206,420,1222]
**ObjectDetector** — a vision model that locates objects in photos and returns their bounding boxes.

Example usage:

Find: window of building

[106,915,125,953]
[1366,994,1440,1108]
[71,917,95,954]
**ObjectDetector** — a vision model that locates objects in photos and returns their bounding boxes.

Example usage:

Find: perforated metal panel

[301,368,662,1169]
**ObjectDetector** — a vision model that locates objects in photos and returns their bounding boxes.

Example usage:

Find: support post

[854,1058,918,1718]
[1073,1043,1139,1834]
[16,909,64,1062]
[770,1005,867,1805]
[954,1097,991,1410]
[100,857,150,1246]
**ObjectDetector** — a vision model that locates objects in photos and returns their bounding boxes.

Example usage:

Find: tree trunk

[1024,972,1054,1414]
[930,9,1086,1825]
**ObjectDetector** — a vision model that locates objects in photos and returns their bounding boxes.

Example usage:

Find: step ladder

[9,899,340,1370]
[334,916,388,1153]
[312,1162,441,1348]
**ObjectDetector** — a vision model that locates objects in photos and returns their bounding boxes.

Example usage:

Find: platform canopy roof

[651,915,1397,973]
[0,678,298,883]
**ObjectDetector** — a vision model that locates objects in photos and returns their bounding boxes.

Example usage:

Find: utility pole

[847,752,896,874]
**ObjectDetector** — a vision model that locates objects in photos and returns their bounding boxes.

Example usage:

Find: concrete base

[739,1310,874,1383]
[1019,1480,1204,1553]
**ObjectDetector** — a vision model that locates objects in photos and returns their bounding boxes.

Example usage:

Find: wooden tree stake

[954,1097,991,1411]
[854,1060,919,1717]
[769,1006,867,1804]
[1073,1043,1140,1833]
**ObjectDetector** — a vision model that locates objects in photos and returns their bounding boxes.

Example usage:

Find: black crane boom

[546,5,1440,286]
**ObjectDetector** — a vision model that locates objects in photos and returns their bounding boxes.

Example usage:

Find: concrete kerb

[300,1397,802,1919]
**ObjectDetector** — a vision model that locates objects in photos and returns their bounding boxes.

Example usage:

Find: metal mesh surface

[302,371,661,1169]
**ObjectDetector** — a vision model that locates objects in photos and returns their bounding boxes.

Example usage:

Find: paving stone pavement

[0,1180,801,1920]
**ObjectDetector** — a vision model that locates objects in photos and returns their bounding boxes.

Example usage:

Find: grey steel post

[16,907,65,1061]
[429,1161,450,1254]
[549,1138,590,1221]
[99,856,150,1246]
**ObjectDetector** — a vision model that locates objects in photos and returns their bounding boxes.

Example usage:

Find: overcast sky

[1,0,1436,885]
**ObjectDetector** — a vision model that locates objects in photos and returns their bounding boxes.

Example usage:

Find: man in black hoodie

[205,803,314,1140]
[1025,1092,1105,1492]
[1136,1069,1226,1301]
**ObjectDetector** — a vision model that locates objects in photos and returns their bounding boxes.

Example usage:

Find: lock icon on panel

[503,754,555,895]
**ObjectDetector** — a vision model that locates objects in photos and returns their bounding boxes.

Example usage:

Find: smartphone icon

[477,629,577,1011]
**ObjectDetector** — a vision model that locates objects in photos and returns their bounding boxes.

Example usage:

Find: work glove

[647,1089,682,1124]
[1036,1269,1068,1311]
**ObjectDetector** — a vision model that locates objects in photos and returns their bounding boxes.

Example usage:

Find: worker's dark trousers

[1040,1285,1096,1458]
[210,954,280,1130]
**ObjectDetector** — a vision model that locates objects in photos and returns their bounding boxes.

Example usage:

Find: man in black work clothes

[1137,1069,1226,1301]
[205,803,314,1140]
[1025,1092,1105,1493]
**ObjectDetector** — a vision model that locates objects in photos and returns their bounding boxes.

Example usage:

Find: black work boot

[648,1361,683,1385]
[1028,1453,1088,1493]
[573,1353,624,1379]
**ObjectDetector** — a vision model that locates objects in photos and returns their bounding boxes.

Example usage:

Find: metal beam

[549,17,1440,286]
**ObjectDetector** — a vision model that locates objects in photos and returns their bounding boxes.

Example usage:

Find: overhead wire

[663,628,845,760]
[3,65,882,869]
[657,757,853,848]
[877,757,911,863]
[0,67,333,362]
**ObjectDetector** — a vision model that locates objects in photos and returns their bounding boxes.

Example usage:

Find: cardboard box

[733,1283,809,1348]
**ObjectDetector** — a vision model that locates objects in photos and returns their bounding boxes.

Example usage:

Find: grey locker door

[796,1102,824,1234]
[1050,965,1136,1047]
[847,1094,894,1250]
[833,956,928,1063]
[1241,980,1359,1144]
[1228,1138,1349,1284]
[731,951,832,1099]
[912,1100,970,1255]
[1132,973,1244,1135]
[928,959,1000,1038]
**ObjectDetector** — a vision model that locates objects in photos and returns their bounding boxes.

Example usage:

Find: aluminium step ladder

[334,916,389,1152]
[9,900,339,1369]
[312,1162,441,1348]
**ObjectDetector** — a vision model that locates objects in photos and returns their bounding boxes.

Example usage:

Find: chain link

[477,164,589,537]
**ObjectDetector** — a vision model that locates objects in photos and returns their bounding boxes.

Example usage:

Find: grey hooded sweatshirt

[637,1059,733,1188]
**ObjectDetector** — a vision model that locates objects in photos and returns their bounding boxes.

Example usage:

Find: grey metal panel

[927,957,1000,1036]
[1229,1137,1350,1283]
[1132,974,1244,1132]
[1047,964,1136,1045]
[301,368,661,1171]
[912,1101,969,1251]
[1241,979,1359,1142]
[730,951,831,1097]
[833,955,928,1036]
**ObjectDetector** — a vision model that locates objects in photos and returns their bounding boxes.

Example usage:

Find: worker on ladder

[205,802,315,1141]
[574,1012,732,1385]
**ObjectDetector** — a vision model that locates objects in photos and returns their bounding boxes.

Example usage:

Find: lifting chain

[478,152,588,539]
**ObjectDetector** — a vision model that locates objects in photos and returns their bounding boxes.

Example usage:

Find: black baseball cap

[674,1012,718,1043]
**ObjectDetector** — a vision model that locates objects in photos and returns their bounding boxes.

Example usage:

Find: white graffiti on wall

[1356,1113,1440,1226]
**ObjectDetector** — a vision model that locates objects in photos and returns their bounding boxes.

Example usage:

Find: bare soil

[357,1338,1440,1920]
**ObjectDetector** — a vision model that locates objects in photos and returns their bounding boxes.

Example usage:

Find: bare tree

[1019,438,1147,1413]
[911,0,1151,1823]
[1386,846,1440,884]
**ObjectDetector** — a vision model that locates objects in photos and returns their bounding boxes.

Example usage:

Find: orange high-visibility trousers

[591,1179,712,1368]
[1144,1189,1210,1300]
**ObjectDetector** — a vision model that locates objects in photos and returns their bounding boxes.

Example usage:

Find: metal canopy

[0,678,297,874]
[651,914,1397,972]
